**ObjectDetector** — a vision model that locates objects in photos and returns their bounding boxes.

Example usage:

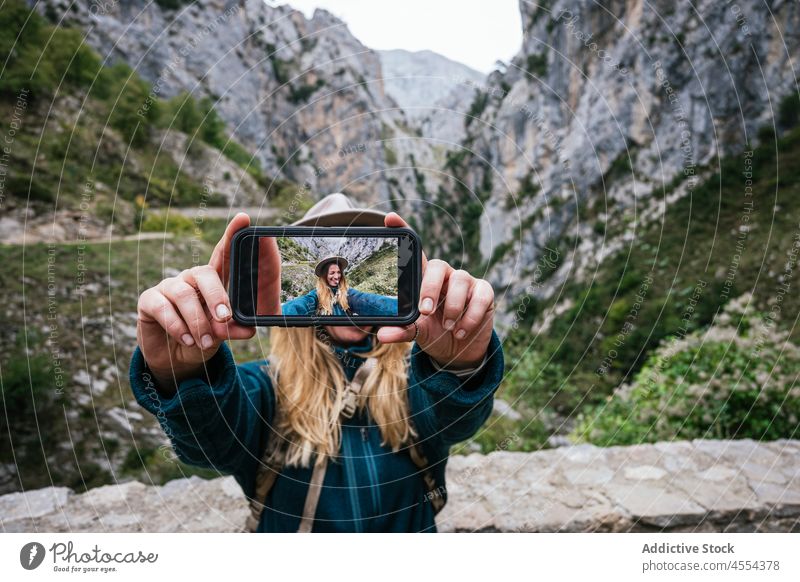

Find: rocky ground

[2,439,798,533]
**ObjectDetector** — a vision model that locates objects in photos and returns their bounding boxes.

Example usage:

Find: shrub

[0,1,54,97]
[572,293,800,445]
[526,53,548,77]
[140,210,196,235]
[108,75,159,147]
[778,92,800,132]
[0,341,63,480]
[465,90,488,127]
[44,27,103,89]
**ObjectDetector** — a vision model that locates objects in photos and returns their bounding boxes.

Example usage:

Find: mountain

[425,0,800,318]
[423,0,800,433]
[293,234,395,267]
[379,49,485,142]
[4,0,800,499]
[28,0,441,213]
[379,49,485,118]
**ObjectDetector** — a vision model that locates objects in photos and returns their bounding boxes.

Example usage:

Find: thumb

[209,212,251,283]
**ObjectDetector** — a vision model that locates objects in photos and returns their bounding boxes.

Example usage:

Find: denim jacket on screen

[281,286,398,317]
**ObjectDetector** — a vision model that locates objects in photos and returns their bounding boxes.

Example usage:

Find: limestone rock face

[422,0,800,326]
[30,0,440,211]
[379,48,485,143]
[3,439,798,532]
[28,1,796,327]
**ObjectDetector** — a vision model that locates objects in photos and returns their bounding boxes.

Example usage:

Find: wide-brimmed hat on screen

[314,255,348,277]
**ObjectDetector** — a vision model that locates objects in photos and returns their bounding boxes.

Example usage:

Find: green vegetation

[154,0,194,10]
[489,124,800,453]
[573,296,800,445]
[525,53,548,77]
[0,341,65,488]
[526,0,553,29]
[602,150,634,185]
[383,144,398,166]
[288,78,325,104]
[465,90,489,127]
[0,1,102,98]
[140,210,196,235]
[778,92,800,133]
[348,243,398,296]
[120,444,222,484]
[276,236,315,264]
[504,171,541,210]
[264,43,290,85]
[0,224,272,493]
[276,238,316,301]
[0,0,270,216]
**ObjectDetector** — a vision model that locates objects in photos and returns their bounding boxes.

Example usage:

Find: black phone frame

[229,226,422,327]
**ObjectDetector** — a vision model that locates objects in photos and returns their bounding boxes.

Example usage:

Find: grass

[0,223,270,493]
[508,125,800,409]
[348,243,398,296]
[471,126,800,454]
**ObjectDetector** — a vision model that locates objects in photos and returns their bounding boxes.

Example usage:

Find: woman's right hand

[136,213,259,392]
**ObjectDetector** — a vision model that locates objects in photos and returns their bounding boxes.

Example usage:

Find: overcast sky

[269,0,523,74]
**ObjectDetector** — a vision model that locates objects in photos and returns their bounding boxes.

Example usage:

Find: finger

[441,270,471,331]
[138,288,195,347]
[257,237,281,315]
[385,212,427,269]
[418,259,451,315]
[159,278,216,350]
[185,265,231,322]
[195,298,256,342]
[376,323,417,344]
[454,279,494,340]
[211,319,257,341]
[209,212,251,283]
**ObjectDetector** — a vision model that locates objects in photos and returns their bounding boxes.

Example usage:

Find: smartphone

[229,226,422,326]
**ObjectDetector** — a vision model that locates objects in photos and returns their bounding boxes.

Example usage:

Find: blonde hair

[267,326,417,468]
[316,265,350,315]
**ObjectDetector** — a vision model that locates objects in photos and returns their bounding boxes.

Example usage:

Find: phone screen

[231,228,420,325]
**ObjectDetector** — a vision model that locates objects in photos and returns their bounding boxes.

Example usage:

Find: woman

[281,254,398,317]
[129,193,504,532]
[315,255,349,315]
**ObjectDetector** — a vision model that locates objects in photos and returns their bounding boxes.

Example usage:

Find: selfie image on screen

[251,236,399,317]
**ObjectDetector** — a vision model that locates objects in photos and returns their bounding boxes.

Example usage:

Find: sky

[268,0,523,74]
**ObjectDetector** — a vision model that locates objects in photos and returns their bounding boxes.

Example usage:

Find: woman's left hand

[377,213,495,368]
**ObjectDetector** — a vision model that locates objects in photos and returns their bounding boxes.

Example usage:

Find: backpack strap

[244,363,284,533]
[408,438,445,514]
[297,456,328,533]
[245,357,378,532]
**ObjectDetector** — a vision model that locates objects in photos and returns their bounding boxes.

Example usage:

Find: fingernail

[216,304,231,319]
[201,334,214,349]
[443,319,455,330]
[455,329,466,339]
[421,298,433,312]
[181,334,195,346]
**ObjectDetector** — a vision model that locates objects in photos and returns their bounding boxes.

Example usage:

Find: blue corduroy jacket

[128,329,504,532]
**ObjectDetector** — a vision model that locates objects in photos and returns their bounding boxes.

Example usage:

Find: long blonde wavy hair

[267,326,416,468]
[316,266,350,315]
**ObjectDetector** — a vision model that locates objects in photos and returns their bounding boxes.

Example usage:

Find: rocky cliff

[3,439,798,532]
[29,0,441,211]
[424,0,800,323]
[379,48,485,143]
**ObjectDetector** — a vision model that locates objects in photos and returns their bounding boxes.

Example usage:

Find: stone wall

[2,439,798,532]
